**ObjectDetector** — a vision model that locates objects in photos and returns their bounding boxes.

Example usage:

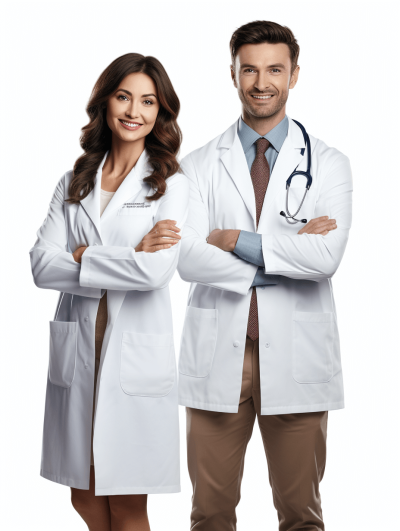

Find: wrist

[229,230,241,252]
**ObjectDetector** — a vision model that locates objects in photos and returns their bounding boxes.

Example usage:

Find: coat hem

[179,398,345,415]
[95,484,181,495]
[41,469,89,489]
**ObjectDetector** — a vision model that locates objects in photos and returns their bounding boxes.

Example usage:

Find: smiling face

[106,72,160,145]
[231,42,299,130]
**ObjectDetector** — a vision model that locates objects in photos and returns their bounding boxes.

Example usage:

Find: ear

[289,65,300,89]
[230,65,237,88]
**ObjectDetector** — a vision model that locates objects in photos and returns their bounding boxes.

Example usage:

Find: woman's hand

[298,216,337,236]
[135,220,181,253]
[73,246,88,263]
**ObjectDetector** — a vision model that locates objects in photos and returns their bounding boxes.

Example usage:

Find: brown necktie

[247,138,270,340]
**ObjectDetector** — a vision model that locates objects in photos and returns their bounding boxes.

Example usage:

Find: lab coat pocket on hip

[179,307,218,378]
[120,332,175,397]
[292,311,334,384]
[49,321,77,388]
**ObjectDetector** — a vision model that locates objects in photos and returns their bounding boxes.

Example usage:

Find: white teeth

[122,121,140,128]
[252,95,272,99]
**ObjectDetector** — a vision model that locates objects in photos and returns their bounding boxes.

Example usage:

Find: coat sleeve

[29,174,102,298]
[177,154,257,296]
[79,173,190,291]
[261,153,353,281]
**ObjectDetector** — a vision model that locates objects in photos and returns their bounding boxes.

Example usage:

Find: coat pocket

[49,321,77,388]
[179,307,218,378]
[292,311,334,384]
[120,332,175,397]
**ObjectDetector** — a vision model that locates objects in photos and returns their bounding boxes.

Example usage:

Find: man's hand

[135,219,181,253]
[206,229,241,252]
[73,246,88,263]
[298,216,337,236]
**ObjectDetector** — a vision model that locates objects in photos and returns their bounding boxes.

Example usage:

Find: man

[177,20,352,531]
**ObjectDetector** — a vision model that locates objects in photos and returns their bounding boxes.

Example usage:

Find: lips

[118,119,142,130]
[251,94,274,100]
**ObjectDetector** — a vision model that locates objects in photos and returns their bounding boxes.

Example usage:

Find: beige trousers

[186,335,328,531]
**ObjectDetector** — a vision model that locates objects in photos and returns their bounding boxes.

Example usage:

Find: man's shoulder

[309,129,349,161]
[181,121,237,172]
[310,134,350,171]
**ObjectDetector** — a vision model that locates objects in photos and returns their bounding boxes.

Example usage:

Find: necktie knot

[256,137,270,155]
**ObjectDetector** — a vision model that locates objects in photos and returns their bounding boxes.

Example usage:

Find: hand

[73,246,88,263]
[206,229,241,252]
[298,216,337,236]
[135,219,181,253]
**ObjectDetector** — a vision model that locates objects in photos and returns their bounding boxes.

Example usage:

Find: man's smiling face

[231,42,299,121]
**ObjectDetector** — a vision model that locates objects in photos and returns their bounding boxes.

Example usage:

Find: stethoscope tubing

[280,120,312,224]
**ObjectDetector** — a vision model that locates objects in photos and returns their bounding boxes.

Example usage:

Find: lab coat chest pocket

[179,307,218,378]
[49,321,77,388]
[120,332,175,397]
[292,311,334,384]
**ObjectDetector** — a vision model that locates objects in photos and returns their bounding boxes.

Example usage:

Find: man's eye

[244,68,256,73]
[271,69,281,73]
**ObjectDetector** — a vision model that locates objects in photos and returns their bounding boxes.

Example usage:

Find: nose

[254,71,271,92]
[126,99,140,119]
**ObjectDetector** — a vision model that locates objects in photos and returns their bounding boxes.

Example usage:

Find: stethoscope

[279,120,312,224]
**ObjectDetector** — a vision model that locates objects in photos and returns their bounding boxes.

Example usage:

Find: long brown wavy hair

[67,53,182,204]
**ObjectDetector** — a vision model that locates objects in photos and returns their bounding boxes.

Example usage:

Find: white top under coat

[100,188,115,217]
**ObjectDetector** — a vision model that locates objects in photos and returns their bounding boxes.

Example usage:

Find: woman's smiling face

[106,72,160,143]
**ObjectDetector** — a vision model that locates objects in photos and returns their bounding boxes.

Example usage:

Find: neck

[103,135,145,181]
[242,106,286,136]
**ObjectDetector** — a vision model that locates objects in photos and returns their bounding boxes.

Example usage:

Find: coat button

[84,316,89,322]
[233,340,239,347]
[265,342,270,348]
[84,363,88,369]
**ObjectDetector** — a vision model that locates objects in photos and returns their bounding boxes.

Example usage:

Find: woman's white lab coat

[30,151,189,495]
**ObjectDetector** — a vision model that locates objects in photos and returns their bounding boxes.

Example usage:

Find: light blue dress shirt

[233,116,288,286]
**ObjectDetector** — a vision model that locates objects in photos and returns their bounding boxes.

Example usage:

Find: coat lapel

[79,152,108,241]
[219,120,257,230]
[100,149,150,225]
[257,117,305,229]
[79,149,151,241]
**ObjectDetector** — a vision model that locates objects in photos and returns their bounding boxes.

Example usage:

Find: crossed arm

[177,152,352,294]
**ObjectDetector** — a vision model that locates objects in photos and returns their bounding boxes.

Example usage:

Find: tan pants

[186,336,328,531]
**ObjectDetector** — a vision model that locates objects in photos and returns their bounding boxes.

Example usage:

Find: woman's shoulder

[165,170,190,193]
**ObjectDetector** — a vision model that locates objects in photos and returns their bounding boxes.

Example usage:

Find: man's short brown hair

[230,21,300,73]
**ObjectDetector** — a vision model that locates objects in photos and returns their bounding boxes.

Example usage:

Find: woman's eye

[117,94,129,101]
[143,100,153,105]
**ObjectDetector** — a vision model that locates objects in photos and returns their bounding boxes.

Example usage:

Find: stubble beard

[239,87,288,120]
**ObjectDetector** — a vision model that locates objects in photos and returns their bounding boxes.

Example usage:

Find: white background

[1,1,399,529]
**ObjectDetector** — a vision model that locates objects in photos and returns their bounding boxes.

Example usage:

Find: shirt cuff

[233,230,264,267]
[251,267,280,287]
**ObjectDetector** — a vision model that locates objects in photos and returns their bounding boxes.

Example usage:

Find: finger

[148,238,179,247]
[312,223,337,235]
[150,229,181,239]
[311,220,336,232]
[151,224,180,236]
[154,220,180,231]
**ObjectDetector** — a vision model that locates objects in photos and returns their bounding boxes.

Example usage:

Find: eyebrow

[116,89,158,98]
[240,63,286,69]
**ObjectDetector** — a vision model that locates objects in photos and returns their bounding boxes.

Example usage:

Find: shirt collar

[237,115,288,154]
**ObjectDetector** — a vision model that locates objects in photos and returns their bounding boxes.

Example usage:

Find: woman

[29,53,189,530]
